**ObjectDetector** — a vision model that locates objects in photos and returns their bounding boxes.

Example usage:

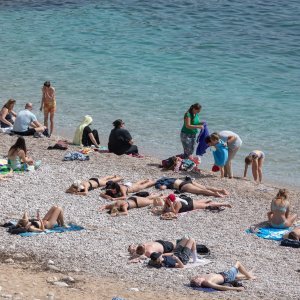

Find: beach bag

[196,244,210,254]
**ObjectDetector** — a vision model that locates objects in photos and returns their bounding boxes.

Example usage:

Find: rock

[129,288,139,292]
[0,294,12,299]
[4,258,14,264]
[0,286,2,292]
[47,276,58,283]
[47,260,55,265]
[62,276,75,283]
[47,292,55,300]
[53,281,69,287]
[73,268,80,273]
[8,244,15,250]
[47,265,60,272]
[13,253,27,259]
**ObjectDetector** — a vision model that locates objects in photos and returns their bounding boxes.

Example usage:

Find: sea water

[0,0,299,186]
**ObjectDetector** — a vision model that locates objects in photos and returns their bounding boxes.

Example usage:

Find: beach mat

[192,286,220,293]
[246,227,290,241]
[19,224,84,237]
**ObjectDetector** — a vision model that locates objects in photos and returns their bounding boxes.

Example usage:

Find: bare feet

[215,192,224,198]
[221,189,229,195]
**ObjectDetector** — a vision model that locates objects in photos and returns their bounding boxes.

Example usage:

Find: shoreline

[0,132,299,300]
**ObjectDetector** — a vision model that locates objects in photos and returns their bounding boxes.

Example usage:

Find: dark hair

[3,99,16,110]
[112,119,123,128]
[276,189,288,200]
[9,137,27,155]
[245,156,252,165]
[105,181,121,197]
[136,245,145,255]
[186,103,201,122]
[205,136,211,144]
[288,231,299,241]
[44,81,51,87]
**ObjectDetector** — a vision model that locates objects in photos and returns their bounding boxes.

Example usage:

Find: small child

[205,133,228,178]
[243,150,265,183]
[190,261,256,291]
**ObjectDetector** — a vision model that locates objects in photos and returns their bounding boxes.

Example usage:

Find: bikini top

[29,218,40,229]
[271,200,288,213]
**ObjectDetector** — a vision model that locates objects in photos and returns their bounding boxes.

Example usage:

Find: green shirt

[181,112,200,135]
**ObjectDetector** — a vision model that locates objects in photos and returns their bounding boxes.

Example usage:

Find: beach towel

[63,152,89,161]
[246,227,291,241]
[196,122,209,156]
[212,140,228,167]
[0,165,11,175]
[280,239,300,248]
[191,286,220,293]
[19,224,84,237]
[47,140,68,150]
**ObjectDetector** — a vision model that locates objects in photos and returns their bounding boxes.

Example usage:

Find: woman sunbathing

[99,194,162,216]
[66,175,122,195]
[16,206,66,232]
[100,179,155,201]
[155,177,229,197]
[267,189,297,229]
[162,194,231,215]
[283,227,300,241]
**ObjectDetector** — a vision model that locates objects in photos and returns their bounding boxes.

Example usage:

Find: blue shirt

[13,109,37,132]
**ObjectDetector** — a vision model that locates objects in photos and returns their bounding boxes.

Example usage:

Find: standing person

[243,150,265,183]
[0,99,17,128]
[73,115,100,147]
[13,103,47,136]
[108,119,138,155]
[218,130,242,178]
[40,81,56,135]
[180,103,204,158]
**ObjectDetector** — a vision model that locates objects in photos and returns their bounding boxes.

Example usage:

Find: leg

[194,201,232,210]
[180,132,196,158]
[182,183,224,197]
[98,175,123,186]
[43,111,49,128]
[124,145,138,155]
[192,181,229,195]
[286,213,298,227]
[136,197,154,208]
[252,159,258,182]
[220,167,224,178]
[49,111,55,135]
[42,206,57,220]
[226,147,239,178]
[258,158,264,183]
[129,179,155,193]
[267,211,273,222]
[43,206,65,228]
[234,261,256,280]
[92,129,100,145]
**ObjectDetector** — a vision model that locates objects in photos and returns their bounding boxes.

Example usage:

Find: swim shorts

[174,245,191,265]
[219,267,238,283]
[155,240,174,253]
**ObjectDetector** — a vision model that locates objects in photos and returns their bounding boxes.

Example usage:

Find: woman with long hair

[180,103,204,158]
[267,189,298,228]
[0,99,16,128]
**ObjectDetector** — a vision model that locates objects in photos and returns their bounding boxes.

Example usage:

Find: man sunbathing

[148,237,200,268]
[128,240,176,261]
[190,261,256,291]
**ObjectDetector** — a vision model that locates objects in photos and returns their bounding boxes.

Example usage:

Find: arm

[32,120,43,128]
[285,203,290,218]
[11,110,17,117]
[18,150,33,164]
[243,163,248,178]
[99,204,114,211]
[99,193,113,200]
[174,256,184,268]
[184,116,203,130]
[109,186,127,201]
[88,132,99,147]
[28,226,44,233]
[204,281,244,291]
[0,108,13,127]
[40,88,45,111]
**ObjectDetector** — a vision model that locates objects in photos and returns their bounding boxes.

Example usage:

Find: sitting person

[16,206,66,232]
[190,261,255,291]
[99,194,162,216]
[73,115,100,147]
[7,137,39,171]
[148,237,200,268]
[283,227,300,241]
[66,175,122,195]
[13,103,47,136]
[155,177,229,197]
[162,194,231,215]
[244,150,265,183]
[100,179,155,200]
[267,189,297,229]
[0,99,17,129]
[108,119,138,155]
[128,240,176,259]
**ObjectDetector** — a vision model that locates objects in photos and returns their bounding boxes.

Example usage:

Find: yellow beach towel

[73,115,93,145]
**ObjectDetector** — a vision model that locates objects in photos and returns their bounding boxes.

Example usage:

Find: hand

[236,287,245,291]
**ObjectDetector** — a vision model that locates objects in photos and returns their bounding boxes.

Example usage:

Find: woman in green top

[180,103,203,158]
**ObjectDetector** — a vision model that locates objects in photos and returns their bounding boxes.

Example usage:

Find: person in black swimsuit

[66,175,122,196]
[16,206,66,232]
[99,194,160,217]
[162,194,232,215]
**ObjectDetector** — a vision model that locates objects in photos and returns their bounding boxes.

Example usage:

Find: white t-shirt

[219,130,242,150]
[13,109,37,132]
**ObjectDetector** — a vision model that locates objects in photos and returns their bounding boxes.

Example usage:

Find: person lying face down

[190,261,256,291]
[162,194,232,215]
[66,175,122,196]
[100,179,155,201]
[148,237,200,269]
[154,177,229,197]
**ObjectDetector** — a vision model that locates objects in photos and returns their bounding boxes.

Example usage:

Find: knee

[235,261,241,268]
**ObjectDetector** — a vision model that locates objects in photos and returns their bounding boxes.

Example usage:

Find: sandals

[205,206,225,213]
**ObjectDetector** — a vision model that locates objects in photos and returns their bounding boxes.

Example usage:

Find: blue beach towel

[63,152,89,161]
[192,287,220,293]
[246,227,290,241]
[196,122,209,156]
[19,224,84,237]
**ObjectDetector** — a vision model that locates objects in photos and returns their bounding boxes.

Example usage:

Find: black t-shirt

[108,128,132,155]
[82,125,92,146]
[162,256,177,268]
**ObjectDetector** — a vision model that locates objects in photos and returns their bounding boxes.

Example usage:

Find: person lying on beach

[99,194,162,216]
[267,189,297,229]
[155,177,229,197]
[161,194,231,215]
[66,175,122,195]
[128,240,176,260]
[148,237,200,268]
[16,206,66,232]
[100,179,155,201]
[8,137,40,171]
[190,261,256,291]
[243,150,265,183]
[283,227,300,241]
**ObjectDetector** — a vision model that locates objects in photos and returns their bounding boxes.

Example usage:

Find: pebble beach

[0,133,299,300]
